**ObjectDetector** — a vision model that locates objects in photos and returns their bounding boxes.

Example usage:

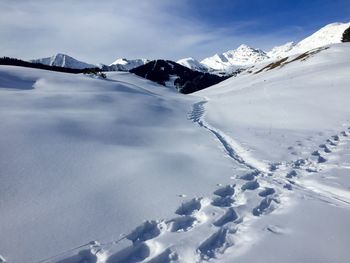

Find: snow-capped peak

[176,57,208,72]
[235,44,256,51]
[109,58,150,71]
[201,44,269,70]
[223,44,267,61]
[31,53,96,69]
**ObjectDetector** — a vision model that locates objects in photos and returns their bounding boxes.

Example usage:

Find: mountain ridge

[29,22,350,73]
[31,53,96,69]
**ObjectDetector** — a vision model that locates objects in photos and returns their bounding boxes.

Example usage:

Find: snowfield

[1,43,350,263]
[0,68,233,262]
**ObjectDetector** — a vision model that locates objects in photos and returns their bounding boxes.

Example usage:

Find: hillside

[1,42,348,263]
[130,60,227,94]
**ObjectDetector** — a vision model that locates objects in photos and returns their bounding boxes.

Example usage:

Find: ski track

[37,100,350,263]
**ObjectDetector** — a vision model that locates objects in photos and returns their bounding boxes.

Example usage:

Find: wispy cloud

[0,0,311,64]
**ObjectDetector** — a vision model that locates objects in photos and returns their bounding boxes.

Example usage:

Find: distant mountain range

[30,53,96,69]
[29,22,350,74]
[179,22,350,72]
[199,44,269,71]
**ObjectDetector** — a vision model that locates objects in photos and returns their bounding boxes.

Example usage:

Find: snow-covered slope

[268,22,350,59]
[176,57,208,72]
[266,41,295,59]
[0,66,235,263]
[109,58,150,71]
[31,53,96,69]
[201,44,269,70]
[191,44,350,262]
[1,43,348,263]
[292,22,350,54]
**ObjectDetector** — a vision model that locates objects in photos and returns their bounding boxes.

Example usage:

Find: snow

[109,58,150,71]
[176,57,208,72]
[291,22,350,54]
[266,42,295,59]
[1,36,350,263]
[195,43,350,261]
[267,22,350,59]
[200,22,350,72]
[31,53,96,69]
[0,66,235,262]
[164,74,179,90]
[201,44,269,71]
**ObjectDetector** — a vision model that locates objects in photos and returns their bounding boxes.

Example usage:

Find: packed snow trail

[188,100,269,173]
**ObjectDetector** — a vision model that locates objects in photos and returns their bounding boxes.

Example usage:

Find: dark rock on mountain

[130,60,228,94]
[342,26,350,42]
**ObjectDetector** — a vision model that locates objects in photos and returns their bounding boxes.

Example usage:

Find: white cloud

[0,0,297,64]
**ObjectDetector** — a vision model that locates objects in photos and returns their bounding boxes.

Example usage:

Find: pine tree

[342,26,350,42]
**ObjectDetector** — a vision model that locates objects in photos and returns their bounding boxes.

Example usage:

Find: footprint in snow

[127,220,163,244]
[252,196,280,216]
[286,170,297,178]
[239,170,260,181]
[213,208,239,227]
[326,139,337,146]
[311,150,321,156]
[292,159,307,169]
[241,180,260,191]
[284,184,293,190]
[258,187,276,197]
[197,227,234,260]
[213,185,235,198]
[269,163,280,172]
[340,131,348,137]
[167,216,197,232]
[317,155,327,163]
[319,144,332,153]
[211,196,234,207]
[331,135,340,141]
[175,198,202,216]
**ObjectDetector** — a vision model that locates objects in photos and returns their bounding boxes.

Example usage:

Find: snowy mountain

[201,44,269,70]
[292,22,350,54]
[31,53,96,69]
[130,60,226,93]
[108,58,150,71]
[268,22,350,59]
[199,22,349,69]
[267,42,295,59]
[176,57,208,72]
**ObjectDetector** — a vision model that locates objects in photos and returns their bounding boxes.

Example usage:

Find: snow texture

[1,24,350,263]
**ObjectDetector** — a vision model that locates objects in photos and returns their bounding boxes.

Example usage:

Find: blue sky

[0,0,349,64]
